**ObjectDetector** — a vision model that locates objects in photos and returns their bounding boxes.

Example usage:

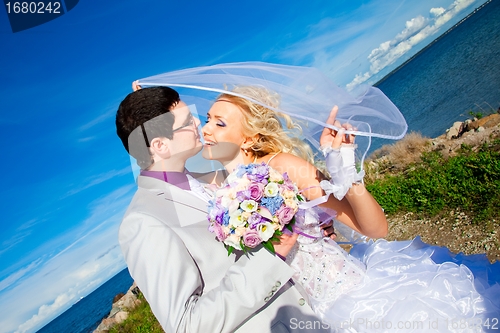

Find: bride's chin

[202,145,219,161]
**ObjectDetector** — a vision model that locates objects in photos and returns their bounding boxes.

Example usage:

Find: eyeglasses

[172,114,196,133]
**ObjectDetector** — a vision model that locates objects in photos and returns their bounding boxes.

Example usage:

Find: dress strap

[253,152,281,165]
[266,152,280,165]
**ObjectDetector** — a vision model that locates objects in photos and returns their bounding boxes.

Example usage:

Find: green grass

[108,293,164,333]
[365,140,500,222]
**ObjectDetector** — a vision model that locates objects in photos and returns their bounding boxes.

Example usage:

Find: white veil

[136,62,407,167]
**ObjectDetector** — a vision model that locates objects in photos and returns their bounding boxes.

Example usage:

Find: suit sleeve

[119,211,295,333]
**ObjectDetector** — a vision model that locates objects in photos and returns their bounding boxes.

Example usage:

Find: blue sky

[0,0,487,331]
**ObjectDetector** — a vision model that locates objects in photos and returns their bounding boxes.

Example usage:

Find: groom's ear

[150,137,171,159]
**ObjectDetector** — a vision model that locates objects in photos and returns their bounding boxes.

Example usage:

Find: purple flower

[236,190,248,201]
[281,172,295,190]
[246,183,264,201]
[243,230,262,248]
[248,213,264,228]
[208,203,226,225]
[276,206,294,225]
[247,163,269,183]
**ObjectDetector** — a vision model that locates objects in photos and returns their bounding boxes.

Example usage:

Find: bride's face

[201,100,248,163]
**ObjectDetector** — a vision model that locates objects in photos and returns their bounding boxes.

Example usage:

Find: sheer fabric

[287,208,500,333]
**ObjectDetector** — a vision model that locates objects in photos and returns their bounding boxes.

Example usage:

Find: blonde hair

[218,86,315,164]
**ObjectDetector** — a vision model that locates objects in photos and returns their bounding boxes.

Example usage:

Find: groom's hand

[273,233,299,259]
[320,221,337,240]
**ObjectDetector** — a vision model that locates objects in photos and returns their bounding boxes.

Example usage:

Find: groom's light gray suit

[119,175,328,333]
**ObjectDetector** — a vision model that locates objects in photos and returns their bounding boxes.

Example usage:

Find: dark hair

[116,87,180,169]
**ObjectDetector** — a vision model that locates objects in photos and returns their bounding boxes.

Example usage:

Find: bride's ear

[150,137,171,159]
[241,135,258,150]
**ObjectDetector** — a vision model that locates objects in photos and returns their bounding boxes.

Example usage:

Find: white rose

[224,234,242,250]
[283,190,296,199]
[234,226,246,237]
[285,199,298,210]
[225,172,239,184]
[269,168,284,182]
[241,211,252,220]
[235,177,251,191]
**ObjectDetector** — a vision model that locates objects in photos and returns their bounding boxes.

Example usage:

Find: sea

[36,268,133,333]
[35,1,500,332]
[373,0,500,150]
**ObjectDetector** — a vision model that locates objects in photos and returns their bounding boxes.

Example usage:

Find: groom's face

[168,101,203,158]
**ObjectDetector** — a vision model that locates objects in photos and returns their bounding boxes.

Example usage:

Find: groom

[116,86,330,333]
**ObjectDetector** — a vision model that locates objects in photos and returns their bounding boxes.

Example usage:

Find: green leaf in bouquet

[269,236,281,243]
[285,217,296,233]
[297,194,304,202]
[226,245,235,256]
[240,239,248,254]
[262,240,276,254]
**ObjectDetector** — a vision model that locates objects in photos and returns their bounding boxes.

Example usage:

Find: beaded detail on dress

[285,208,365,302]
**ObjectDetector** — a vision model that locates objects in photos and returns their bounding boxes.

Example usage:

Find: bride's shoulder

[267,152,313,171]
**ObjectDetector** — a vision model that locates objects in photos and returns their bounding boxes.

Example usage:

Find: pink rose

[243,230,262,248]
[276,206,294,224]
[209,223,227,242]
[247,183,264,201]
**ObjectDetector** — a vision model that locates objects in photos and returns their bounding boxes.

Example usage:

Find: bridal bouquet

[207,163,304,255]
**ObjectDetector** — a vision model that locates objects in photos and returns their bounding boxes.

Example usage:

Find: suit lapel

[137,175,209,226]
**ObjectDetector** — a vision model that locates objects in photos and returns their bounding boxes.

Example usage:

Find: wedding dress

[286,207,500,333]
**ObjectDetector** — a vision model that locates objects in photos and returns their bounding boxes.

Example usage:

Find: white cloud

[63,167,131,197]
[393,15,428,42]
[346,0,479,89]
[0,231,32,257]
[1,227,127,333]
[0,259,42,293]
[430,7,446,16]
[273,0,481,88]
[78,104,118,132]
[278,17,379,62]
[15,291,76,333]
[0,185,134,333]
[78,136,97,143]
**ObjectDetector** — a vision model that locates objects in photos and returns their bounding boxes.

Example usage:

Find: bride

[199,86,500,332]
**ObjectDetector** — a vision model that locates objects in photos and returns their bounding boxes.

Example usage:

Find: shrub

[366,141,500,223]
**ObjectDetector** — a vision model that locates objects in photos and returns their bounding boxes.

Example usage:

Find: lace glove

[319,144,365,200]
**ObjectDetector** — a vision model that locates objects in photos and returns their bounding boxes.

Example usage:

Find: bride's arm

[269,153,387,239]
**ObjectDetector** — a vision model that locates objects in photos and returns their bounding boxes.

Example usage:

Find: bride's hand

[132,80,142,91]
[320,106,355,149]
[273,233,299,258]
